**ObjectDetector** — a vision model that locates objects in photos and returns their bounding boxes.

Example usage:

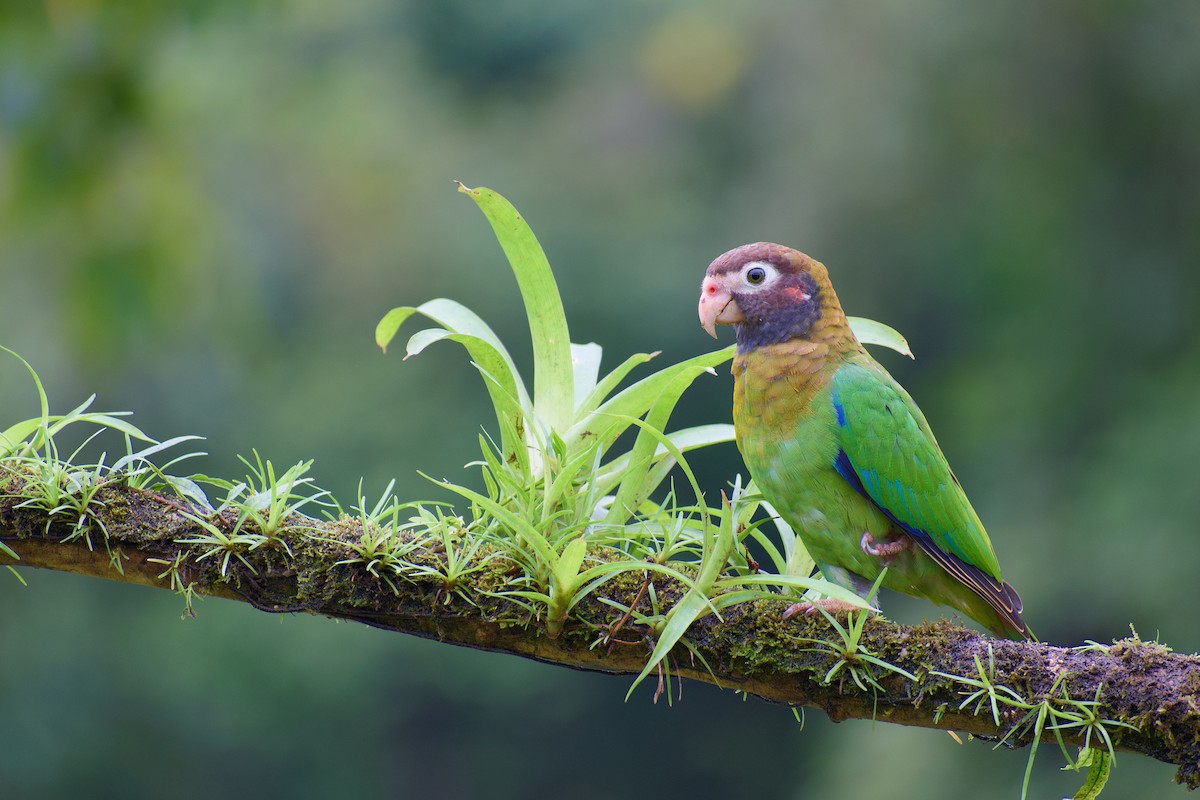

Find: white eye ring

[742,261,775,287]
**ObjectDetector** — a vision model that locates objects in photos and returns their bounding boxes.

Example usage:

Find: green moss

[1109,635,1174,666]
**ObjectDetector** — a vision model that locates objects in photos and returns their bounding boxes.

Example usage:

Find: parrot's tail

[913,537,1030,640]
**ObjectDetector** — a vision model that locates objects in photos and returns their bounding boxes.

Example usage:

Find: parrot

[698,242,1028,639]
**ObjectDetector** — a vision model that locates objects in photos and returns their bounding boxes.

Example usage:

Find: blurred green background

[2,1,1198,797]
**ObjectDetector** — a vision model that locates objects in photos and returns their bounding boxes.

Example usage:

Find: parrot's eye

[745,266,767,285]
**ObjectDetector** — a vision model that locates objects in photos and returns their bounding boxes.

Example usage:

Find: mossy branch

[2,480,1199,789]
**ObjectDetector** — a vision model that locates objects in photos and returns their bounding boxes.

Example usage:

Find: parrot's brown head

[699,242,837,352]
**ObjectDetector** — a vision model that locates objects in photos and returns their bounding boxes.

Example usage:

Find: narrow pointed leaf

[626,589,715,701]
[425,475,557,567]
[627,502,734,699]
[651,424,735,453]
[567,346,733,448]
[457,183,574,434]
[594,424,735,504]
[717,574,870,607]
[377,299,528,405]
[375,300,531,470]
[110,436,206,474]
[576,350,658,419]
[848,316,913,359]
[0,345,49,446]
[547,536,590,638]
[601,396,703,527]
[552,536,588,593]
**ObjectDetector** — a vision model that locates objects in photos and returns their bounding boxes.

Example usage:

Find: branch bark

[2,479,1198,789]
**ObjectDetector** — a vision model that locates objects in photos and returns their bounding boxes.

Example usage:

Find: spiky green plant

[377,184,912,658]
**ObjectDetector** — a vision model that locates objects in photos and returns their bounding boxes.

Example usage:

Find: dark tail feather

[912,537,1030,640]
[996,580,1030,640]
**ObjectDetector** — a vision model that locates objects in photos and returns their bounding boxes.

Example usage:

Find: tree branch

[3,479,1198,789]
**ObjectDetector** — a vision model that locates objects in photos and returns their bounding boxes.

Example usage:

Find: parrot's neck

[734,306,818,353]
[735,292,855,357]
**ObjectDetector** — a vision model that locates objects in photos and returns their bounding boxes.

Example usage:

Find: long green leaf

[594,424,735,504]
[652,424,736,452]
[2,409,151,457]
[717,574,870,607]
[626,588,714,700]
[0,345,49,440]
[601,364,721,526]
[425,475,558,569]
[2,348,153,454]
[575,350,658,419]
[626,497,735,699]
[848,316,913,359]
[376,300,532,471]
[545,536,589,637]
[377,298,528,405]
[602,423,735,478]
[110,436,206,474]
[566,346,733,449]
[420,333,531,473]
[457,183,574,435]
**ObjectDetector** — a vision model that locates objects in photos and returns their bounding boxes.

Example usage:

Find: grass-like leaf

[566,347,732,452]
[457,182,575,436]
[424,473,558,572]
[376,299,532,472]
[847,316,913,359]
[574,350,659,420]
[626,493,736,699]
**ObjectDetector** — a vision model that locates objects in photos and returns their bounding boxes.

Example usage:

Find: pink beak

[698,276,742,338]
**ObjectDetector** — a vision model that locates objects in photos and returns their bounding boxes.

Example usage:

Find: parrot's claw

[860,531,910,566]
[781,598,868,622]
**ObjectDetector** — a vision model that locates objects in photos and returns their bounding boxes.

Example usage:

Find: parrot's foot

[781,598,868,622]
[860,531,910,566]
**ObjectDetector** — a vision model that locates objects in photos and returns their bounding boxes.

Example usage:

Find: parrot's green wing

[829,361,1003,583]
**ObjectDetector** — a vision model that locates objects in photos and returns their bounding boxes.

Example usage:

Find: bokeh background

[2,2,1199,798]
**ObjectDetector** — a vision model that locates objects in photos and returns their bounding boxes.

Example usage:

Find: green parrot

[698,242,1028,639]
